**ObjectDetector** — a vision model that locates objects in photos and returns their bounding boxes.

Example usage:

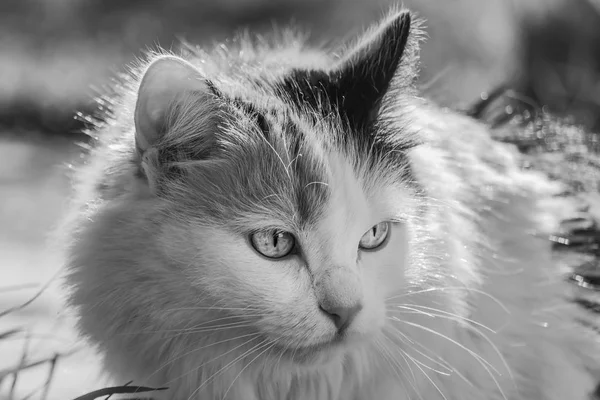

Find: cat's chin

[273,333,368,369]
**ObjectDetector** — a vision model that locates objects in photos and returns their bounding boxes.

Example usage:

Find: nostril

[319,303,363,333]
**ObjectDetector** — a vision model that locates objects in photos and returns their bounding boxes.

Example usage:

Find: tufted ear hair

[134,55,215,157]
[282,10,417,130]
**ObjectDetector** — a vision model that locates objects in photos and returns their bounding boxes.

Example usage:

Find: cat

[62,6,600,400]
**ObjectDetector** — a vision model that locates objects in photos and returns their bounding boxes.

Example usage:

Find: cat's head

[131,9,423,366]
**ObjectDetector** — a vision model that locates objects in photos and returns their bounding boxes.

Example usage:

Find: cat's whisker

[388,331,454,394]
[393,318,510,400]
[389,305,438,318]
[145,332,262,383]
[179,314,266,330]
[374,336,417,400]
[117,321,256,336]
[164,334,263,389]
[390,318,500,375]
[384,325,455,375]
[179,323,258,335]
[162,306,263,312]
[384,327,456,400]
[221,340,277,400]
[374,337,403,381]
[386,286,510,317]
[173,309,255,335]
[186,338,273,400]
[390,303,497,333]
[405,350,449,400]
[386,321,478,390]
[382,333,416,382]
[390,303,515,387]
[403,350,451,376]
[392,326,474,387]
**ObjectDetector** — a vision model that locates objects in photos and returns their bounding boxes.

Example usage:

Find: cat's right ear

[134,56,210,157]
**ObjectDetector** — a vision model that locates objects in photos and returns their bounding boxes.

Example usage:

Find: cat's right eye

[250,229,295,259]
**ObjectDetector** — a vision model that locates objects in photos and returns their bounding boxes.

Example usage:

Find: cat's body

[62,8,600,400]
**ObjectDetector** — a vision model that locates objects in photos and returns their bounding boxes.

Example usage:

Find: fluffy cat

[62,7,600,400]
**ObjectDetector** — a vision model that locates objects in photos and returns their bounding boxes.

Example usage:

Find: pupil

[273,233,279,248]
[372,226,377,236]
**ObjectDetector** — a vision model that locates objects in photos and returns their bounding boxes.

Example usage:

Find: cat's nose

[319,302,363,333]
[314,266,364,333]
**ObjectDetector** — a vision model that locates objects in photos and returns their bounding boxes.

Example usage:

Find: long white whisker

[392,318,500,375]
[186,339,271,400]
[387,325,453,374]
[181,314,265,330]
[391,305,439,318]
[392,304,514,387]
[221,340,276,399]
[386,320,477,390]
[171,323,257,336]
[117,320,257,336]
[165,335,261,387]
[392,304,496,333]
[404,350,451,376]
[374,336,416,400]
[145,332,262,383]
[387,287,510,318]
[163,306,263,312]
[394,319,509,400]
[406,351,449,400]
[381,333,417,386]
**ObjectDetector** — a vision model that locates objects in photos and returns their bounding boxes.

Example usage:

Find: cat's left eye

[250,229,295,259]
[359,222,390,250]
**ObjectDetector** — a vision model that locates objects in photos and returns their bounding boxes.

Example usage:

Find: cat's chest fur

[62,7,600,400]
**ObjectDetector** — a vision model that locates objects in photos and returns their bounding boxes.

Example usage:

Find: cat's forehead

[162,70,414,231]
[166,96,380,231]
[231,100,336,228]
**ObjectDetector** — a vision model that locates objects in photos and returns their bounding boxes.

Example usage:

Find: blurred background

[1,0,600,398]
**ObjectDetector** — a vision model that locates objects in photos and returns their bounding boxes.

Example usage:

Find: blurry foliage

[0,0,599,138]
[0,0,390,136]
[515,0,600,132]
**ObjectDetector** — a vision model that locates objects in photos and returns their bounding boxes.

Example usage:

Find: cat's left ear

[330,10,414,128]
[285,10,417,130]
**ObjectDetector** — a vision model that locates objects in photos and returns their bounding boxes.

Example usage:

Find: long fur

[60,7,600,400]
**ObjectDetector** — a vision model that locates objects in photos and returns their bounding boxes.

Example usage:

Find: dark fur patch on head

[269,11,421,185]
[276,12,413,129]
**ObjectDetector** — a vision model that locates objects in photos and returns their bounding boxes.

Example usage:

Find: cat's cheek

[352,290,386,337]
[172,226,315,306]
[342,269,386,338]
[375,223,410,298]
[346,224,410,338]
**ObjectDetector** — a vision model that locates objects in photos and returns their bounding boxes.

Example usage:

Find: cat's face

[134,11,420,367]
[163,149,416,365]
